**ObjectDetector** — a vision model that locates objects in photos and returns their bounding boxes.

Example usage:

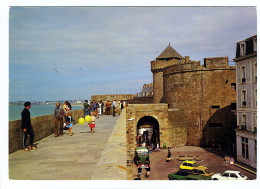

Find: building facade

[234,35,257,168]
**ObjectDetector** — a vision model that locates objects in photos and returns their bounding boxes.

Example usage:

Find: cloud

[9,7,257,101]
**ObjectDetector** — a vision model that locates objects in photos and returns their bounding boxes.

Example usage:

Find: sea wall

[9,109,84,154]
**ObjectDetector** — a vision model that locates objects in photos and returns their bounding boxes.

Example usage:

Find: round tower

[151,43,184,103]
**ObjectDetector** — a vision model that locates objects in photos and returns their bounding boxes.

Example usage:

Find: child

[66,111,74,136]
[88,112,96,134]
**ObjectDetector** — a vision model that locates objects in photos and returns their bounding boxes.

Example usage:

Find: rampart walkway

[9,109,127,180]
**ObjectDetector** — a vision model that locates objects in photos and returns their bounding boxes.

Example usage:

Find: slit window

[211,105,220,109]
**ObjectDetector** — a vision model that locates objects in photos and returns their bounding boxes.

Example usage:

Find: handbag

[63,123,68,130]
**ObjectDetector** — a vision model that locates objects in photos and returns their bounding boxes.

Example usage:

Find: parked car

[193,167,214,176]
[133,146,150,169]
[168,169,211,180]
[211,170,248,180]
[179,160,208,170]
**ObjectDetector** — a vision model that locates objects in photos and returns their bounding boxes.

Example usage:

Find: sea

[9,104,84,121]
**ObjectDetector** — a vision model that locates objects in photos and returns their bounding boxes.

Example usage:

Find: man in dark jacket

[21,101,36,151]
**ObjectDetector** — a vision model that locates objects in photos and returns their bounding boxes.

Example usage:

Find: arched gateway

[136,116,160,148]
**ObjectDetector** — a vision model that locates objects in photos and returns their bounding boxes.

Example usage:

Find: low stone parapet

[91,109,127,180]
[9,109,84,153]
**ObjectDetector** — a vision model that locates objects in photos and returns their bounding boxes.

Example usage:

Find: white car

[211,170,248,180]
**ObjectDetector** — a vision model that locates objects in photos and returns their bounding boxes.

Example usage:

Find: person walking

[112,99,117,117]
[100,100,104,115]
[53,102,65,137]
[62,101,69,117]
[88,112,96,134]
[66,111,74,136]
[105,100,111,115]
[21,101,36,151]
[92,100,99,118]
[83,100,90,116]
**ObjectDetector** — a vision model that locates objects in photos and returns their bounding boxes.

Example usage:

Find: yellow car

[179,161,207,170]
[193,167,214,176]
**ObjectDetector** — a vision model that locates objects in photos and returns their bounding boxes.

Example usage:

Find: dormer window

[240,43,246,56]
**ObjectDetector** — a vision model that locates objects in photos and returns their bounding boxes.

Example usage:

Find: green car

[133,146,150,168]
[168,169,211,180]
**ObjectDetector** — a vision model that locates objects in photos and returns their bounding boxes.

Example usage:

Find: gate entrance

[136,116,160,148]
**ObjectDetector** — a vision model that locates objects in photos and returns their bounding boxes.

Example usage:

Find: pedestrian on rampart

[112,99,117,117]
[83,100,90,116]
[53,102,65,137]
[105,100,111,115]
[66,111,74,136]
[89,101,93,114]
[21,101,36,151]
[100,100,104,115]
[62,101,69,117]
[88,112,96,134]
[92,100,99,118]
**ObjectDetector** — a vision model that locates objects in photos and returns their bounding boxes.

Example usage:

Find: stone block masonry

[91,109,127,180]
[9,109,84,153]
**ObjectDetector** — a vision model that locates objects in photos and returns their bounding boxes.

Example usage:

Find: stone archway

[136,116,160,148]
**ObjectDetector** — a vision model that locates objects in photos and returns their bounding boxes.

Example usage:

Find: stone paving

[132,146,257,180]
[9,114,120,180]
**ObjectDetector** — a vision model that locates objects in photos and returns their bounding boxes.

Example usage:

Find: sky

[9,6,257,102]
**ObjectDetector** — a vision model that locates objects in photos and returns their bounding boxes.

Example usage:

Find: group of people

[21,99,127,151]
[84,99,126,118]
[54,101,73,137]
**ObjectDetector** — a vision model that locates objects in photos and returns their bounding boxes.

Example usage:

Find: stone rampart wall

[91,94,135,102]
[164,64,236,146]
[9,109,84,154]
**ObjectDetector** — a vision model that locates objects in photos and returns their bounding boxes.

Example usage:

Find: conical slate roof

[156,43,184,60]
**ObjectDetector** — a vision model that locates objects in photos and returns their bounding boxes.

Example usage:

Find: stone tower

[151,43,184,103]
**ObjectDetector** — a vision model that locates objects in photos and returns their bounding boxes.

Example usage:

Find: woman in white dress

[98,102,101,115]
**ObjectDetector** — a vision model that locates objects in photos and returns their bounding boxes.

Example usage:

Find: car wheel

[213,178,218,180]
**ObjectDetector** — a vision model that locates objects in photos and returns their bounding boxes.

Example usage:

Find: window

[253,38,257,51]
[240,43,246,56]
[255,140,257,161]
[198,170,204,174]
[255,89,257,106]
[230,173,238,178]
[241,66,246,82]
[254,63,257,81]
[242,137,249,159]
[241,90,247,106]
[222,173,229,177]
[241,114,247,128]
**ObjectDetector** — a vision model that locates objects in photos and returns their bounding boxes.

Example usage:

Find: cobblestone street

[133,146,256,180]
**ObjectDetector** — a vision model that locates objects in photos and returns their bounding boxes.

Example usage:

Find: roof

[225,170,241,173]
[236,34,257,44]
[182,160,197,164]
[156,43,184,60]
